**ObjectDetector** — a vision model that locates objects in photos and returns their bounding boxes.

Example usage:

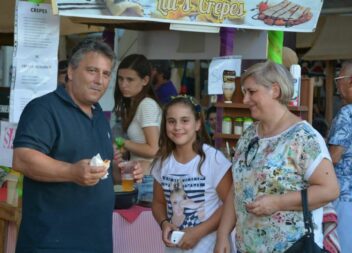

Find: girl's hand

[113,144,124,163]
[161,221,178,247]
[245,194,279,216]
[214,235,231,253]
[177,227,202,250]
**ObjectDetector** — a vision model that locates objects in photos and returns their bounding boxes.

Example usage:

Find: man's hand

[118,160,144,183]
[71,159,107,186]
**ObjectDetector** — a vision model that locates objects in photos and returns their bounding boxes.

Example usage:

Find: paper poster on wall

[0,121,17,167]
[53,0,323,33]
[10,1,59,123]
[208,56,241,95]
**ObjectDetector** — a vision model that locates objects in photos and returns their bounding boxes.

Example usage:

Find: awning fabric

[302,16,352,60]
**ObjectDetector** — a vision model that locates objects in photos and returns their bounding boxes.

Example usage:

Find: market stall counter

[3,204,163,253]
[113,205,163,253]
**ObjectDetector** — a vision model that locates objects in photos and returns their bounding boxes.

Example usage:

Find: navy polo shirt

[14,85,114,253]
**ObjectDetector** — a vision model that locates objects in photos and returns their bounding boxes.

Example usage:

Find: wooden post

[325,61,334,124]
[0,219,5,253]
[215,28,235,149]
[0,202,21,253]
[194,60,200,102]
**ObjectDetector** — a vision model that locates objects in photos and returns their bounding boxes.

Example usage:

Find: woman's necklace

[259,109,289,138]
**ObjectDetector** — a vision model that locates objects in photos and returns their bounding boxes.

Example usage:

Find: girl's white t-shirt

[152,144,232,253]
[127,97,161,161]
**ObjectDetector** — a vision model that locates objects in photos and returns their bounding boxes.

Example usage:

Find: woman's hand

[113,143,125,163]
[214,235,231,253]
[245,194,279,216]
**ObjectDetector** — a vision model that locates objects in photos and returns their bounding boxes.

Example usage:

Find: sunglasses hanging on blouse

[244,137,260,167]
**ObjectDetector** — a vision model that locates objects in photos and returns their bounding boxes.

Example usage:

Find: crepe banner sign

[53,0,323,33]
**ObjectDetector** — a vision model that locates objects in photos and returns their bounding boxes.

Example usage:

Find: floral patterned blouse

[232,121,330,253]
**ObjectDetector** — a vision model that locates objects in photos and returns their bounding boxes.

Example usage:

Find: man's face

[151,67,160,85]
[208,112,217,130]
[67,52,112,110]
[336,69,352,104]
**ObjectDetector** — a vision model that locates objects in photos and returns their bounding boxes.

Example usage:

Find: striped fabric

[5,222,17,253]
[113,210,164,253]
[323,204,341,253]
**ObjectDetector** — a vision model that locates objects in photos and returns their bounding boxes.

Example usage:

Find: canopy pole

[215,27,235,149]
[268,31,284,64]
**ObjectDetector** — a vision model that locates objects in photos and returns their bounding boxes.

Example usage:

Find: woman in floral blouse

[215,61,339,253]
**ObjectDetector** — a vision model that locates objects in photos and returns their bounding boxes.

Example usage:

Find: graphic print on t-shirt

[162,175,205,229]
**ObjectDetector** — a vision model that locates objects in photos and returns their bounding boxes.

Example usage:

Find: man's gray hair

[341,60,352,75]
[69,38,116,69]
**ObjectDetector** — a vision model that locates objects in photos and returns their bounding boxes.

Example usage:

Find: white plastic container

[234,117,243,135]
[289,64,301,107]
[222,117,232,134]
[5,173,18,206]
[243,117,254,132]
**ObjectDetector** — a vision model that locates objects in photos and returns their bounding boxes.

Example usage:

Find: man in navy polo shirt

[12,39,119,253]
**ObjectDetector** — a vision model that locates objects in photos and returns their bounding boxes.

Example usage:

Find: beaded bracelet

[159,218,169,229]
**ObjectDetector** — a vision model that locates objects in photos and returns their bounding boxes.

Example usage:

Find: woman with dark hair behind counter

[113,54,162,202]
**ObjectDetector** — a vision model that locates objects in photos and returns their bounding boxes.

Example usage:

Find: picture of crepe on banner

[252,0,313,27]
[105,0,143,16]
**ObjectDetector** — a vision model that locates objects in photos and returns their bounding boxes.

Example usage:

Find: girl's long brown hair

[114,54,159,131]
[152,96,211,175]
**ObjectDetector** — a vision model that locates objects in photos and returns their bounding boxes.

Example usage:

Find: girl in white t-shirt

[151,95,233,253]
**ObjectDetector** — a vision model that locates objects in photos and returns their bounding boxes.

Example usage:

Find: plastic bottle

[289,64,301,106]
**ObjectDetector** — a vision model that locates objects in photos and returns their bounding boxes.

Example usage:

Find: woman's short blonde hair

[241,61,294,105]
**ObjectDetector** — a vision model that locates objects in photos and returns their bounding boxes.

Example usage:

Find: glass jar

[234,117,243,135]
[243,117,254,132]
[222,82,236,103]
[223,70,236,82]
[222,117,232,134]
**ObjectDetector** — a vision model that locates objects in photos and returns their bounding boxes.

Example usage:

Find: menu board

[10,1,59,123]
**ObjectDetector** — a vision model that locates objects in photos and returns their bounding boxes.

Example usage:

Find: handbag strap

[301,189,314,235]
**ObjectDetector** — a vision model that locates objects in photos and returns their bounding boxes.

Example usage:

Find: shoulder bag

[284,189,329,253]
